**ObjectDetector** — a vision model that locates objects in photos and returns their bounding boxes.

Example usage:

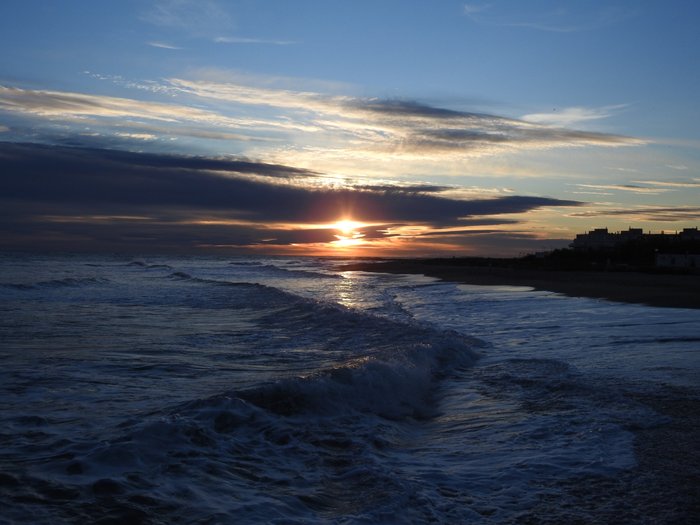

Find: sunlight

[333,235,363,248]
[330,219,366,250]
[333,219,365,235]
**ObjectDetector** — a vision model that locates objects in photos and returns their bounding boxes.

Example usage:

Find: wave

[239,333,478,420]
[259,264,341,280]
[226,262,340,280]
[146,263,172,270]
[229,260,263,266]
[126,261,172,270]
[600,336,700,347]
[165,271,270,291]
[168,271,194,280]
[1,277,110,291]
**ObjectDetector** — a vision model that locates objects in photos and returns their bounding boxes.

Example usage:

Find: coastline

[336,260,700,309]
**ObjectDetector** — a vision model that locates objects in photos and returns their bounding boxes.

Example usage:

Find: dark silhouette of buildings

[571,227,700,250]
[570,227,700,270]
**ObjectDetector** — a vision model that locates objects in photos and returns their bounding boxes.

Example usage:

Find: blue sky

[1,0,699,255]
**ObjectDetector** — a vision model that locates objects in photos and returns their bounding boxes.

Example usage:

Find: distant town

[569,227,700,270]
[571,226,700,250]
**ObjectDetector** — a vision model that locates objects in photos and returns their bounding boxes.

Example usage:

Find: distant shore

[337,259,700,309]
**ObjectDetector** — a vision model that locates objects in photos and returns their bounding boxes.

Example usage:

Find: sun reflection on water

[334,271,361,309]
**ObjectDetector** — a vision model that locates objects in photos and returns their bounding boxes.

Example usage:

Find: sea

[1,253,698,524]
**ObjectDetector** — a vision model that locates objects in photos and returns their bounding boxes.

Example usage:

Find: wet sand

[337,260,700,309]
[519,388,700,524]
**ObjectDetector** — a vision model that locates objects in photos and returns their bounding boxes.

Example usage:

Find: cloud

[141,0,234,37]
[350,99,470,119]
[168,77,642,156]
[463,2,634,33]
[0,85,232,123]
[141,1,292,46]
[214,36,295,45]
[348,183,450,194]
[569,206,700,222]
[522,105,628,127]
[0,141,317,180]
[114,132,158,141]
[0,142,580,223]
[631,179,700,188]
[375,223,571,256]
[605,166,638,173]
[168,77,343,114]
[147,41,182,50]
[576,183,668,194]
[0,79,642,170]
[463,4,489,16]
[0,85,316,143]
[571,191,613,196]
[0,142,582,252]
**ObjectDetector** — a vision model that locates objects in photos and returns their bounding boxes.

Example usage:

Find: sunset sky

[1,0,699,256]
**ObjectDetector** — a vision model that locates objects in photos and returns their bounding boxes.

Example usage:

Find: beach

[338,259,700,309]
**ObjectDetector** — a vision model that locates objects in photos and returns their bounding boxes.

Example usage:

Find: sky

[1,0,699,256]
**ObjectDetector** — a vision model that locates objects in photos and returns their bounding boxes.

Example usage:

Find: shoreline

[337,260,700,309]
[338,259,700,521]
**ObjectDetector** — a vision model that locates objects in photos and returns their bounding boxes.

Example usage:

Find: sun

[333,219,364,235]
[329,219,366,249]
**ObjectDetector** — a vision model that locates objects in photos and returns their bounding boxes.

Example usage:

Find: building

[571,226,697,251]
[571,227,643,250]
[679,227,700,241]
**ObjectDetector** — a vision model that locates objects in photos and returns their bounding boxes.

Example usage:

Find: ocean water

[1,253,698,524]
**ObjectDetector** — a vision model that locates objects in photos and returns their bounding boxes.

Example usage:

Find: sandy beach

[338,260,700,309]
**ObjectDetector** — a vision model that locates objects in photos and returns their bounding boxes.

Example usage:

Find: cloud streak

[463,2,633,33]
[570,206,700,222]
[214,36,295,45]
[147,41,182,50]
[576,183,668,194]
[522,105,628,127]
[0,85,234,123]
[632,179,700,188]
[0,85,317,143]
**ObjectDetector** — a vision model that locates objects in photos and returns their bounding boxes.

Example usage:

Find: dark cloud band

[0,141,582,251]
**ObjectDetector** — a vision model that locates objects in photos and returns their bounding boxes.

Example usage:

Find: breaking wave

[1,277,110,290]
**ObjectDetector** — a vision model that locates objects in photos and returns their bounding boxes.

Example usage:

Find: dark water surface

[1,254,698,523]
